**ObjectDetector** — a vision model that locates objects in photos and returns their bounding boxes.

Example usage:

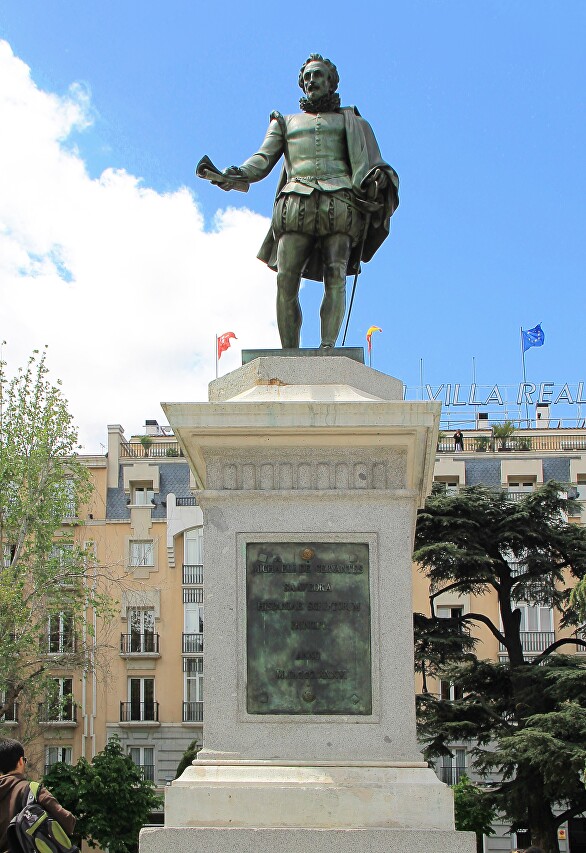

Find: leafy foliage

[175,738,201,779]
[43,737,162,853]
[414,483,586,853]
[0,347,113,738]
[452,775,496,853]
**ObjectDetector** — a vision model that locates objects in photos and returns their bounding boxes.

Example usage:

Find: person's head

[0,739,26,774]
[298,54,339,102]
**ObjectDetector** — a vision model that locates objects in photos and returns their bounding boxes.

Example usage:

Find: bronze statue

[198,54,399,349]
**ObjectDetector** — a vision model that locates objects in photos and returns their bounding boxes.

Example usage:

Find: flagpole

[520,327,529,428]
[369,339,372,368]
[215,334,218,380]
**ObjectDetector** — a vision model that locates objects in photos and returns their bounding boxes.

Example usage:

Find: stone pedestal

[146,356,474,853]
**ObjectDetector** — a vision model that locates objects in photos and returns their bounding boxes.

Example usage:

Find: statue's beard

[299,92,341,113]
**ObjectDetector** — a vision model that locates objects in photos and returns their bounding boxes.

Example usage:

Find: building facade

[3,415,585,850]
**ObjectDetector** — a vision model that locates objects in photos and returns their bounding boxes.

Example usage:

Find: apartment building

[3,414,585,848]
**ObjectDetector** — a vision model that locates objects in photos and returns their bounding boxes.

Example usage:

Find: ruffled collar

[299,92,341,114]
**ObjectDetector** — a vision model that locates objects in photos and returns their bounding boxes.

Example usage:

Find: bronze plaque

[246,542,371,715]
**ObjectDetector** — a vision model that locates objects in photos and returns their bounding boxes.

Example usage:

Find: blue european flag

[522,323,545,352]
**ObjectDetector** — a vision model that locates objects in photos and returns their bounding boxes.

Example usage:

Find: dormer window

[132,485,155,506]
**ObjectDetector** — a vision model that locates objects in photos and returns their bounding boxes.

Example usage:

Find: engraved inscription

[246,542,371,715]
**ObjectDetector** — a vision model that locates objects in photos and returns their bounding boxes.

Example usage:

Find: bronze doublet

[280,112,352,194]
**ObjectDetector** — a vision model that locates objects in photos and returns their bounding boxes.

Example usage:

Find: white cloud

[0,40,278,451]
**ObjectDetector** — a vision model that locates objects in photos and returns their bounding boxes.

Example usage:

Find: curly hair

[298,54,339,94]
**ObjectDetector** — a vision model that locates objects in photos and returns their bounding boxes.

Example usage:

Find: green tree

[43,737,162,853]
[452,775,496,853]
[0,346,112,738]
[175,738,201,779]
[414,483,586,853]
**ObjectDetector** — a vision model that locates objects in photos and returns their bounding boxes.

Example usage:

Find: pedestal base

[164,761,456,831]
[141,826,476,853]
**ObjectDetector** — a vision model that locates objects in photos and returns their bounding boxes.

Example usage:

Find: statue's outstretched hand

[218,166,247,192]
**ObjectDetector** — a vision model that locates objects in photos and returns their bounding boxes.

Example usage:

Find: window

[51,545,78,586]
[439,748,467,785]
[47,613,75,654]
[127,677,156,721]
[45,678,74,722]
[127,608,156,653]
[184,528,203,565]
[508,480,535,502]
[0,691,17,722]
[184,658,203,722]
[516,602,553,633]
[2,544,16,569]
[437,605,463,620]
[183,596,204,652]
[129,540,154,567]
[434,479,459,495]
[440,680,463,701]
[129,746,155,781]
[45,746,72,775]
[132,486,155,506]
[58,480,76,518]
[501,602,555,655]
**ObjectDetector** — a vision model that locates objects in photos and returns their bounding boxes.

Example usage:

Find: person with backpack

[0,739,76,853]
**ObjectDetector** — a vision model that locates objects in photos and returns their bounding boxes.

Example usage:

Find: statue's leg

[276,233,315,348]
[320,234,353,348]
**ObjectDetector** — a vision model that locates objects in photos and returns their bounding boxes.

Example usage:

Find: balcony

[438,765,467,785]
[499,631,555,655]
[183,564,203,585]
[506,491,531,503]
[120,441,182,459]
[44,762,72,776]
[183,701,204,723]
[119,702,160,723]
[120,633,160,656]
[38,703,77,725]
[436,430,586,454]
[183,633,203,653]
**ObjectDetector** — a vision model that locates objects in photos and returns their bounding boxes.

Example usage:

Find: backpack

[6,781,79,853]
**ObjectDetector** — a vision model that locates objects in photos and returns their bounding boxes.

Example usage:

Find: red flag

[366,326,382,354]
[217,332,237,359]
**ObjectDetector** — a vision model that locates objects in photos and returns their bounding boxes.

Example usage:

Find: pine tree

[414,482,586,853]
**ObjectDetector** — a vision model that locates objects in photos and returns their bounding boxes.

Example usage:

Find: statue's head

[298,54,339,102]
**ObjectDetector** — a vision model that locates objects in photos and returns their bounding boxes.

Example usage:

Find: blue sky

[0,1,585,448]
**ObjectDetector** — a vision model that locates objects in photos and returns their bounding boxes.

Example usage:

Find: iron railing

[120,633,160,654]
[183,701,203,722]
[120,702,159,722]
[499,631,555,654]
[437,432,586,454]
[183,564,203,585]
[44,633,76,655]
[439,765,467,785]
[136,763,155,782]
[120,441,182,459]
[38,703,77,724]
[183,633,203,653]
[176,497,197,507]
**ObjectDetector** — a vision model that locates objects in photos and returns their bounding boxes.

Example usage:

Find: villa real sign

[415,382,586,408]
